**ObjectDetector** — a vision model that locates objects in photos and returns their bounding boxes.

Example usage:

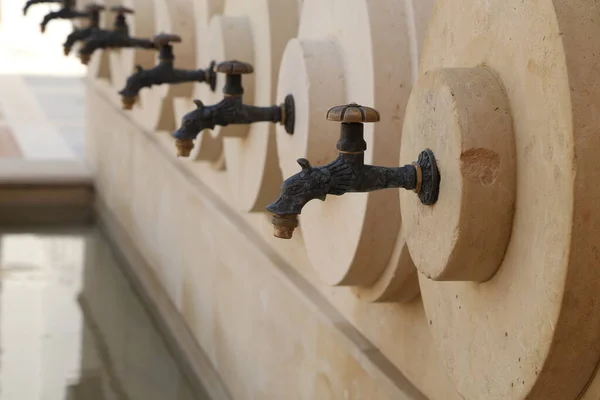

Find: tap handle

[327,103,380,153]
[110,5,133,33]
[152,33,182,48]
[216,60,254,96]
[109,5,134,16]
[216,60,254,76]
[326,103,380,124]
[86,3,106,13]
[85,3,105,19]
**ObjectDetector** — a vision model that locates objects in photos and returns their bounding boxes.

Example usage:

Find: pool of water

[0,227,209,400]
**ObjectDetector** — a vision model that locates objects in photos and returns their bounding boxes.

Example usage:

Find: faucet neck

[113,15,128,35]
[158,44,175,63]
[89,12,100,27]
[223,74,243,97]
[337,122,367,153]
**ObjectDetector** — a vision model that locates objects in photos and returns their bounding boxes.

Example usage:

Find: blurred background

[0,0,86,160]
[0,3,206,399]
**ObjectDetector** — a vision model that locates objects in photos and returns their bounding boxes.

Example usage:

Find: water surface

[0,228,205,400]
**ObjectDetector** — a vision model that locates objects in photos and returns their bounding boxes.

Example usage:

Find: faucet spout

[23,0,61,16]
[63,26,98,55]
[40,7,88,33]
[265,158,334,216]
[265,155,417,216]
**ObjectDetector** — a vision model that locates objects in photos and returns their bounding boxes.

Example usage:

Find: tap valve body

[78,6,156,65]
[111,5,132,35]
[265,103,440,239]
[63,3,105,56]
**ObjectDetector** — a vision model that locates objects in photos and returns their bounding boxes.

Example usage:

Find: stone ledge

[0,159,95,226]
[0,159,93,184]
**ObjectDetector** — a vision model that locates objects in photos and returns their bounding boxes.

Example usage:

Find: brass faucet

[265,103,440,239]
[63,3,104,56]
[78,6,155,65]
[118,33,217,110]
[23,0,61,16]
[171,60,295,157]
[40,0,88,33]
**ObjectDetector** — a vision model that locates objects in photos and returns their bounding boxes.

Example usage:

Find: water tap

[118,33,217,110]
[63,3,105,56]
[171,60,295,157]
[40,0,88,33]
[78,6,155,65]
[265,103,440,239]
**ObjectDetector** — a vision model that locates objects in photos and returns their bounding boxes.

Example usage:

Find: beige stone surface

[86,84,459,399]
[85,0,117,83]
[84,0,600,398]
[401,0,600,399]
[112,0,157,91]
[172,0,224,165]
[272,0,433,305]
[205,14,255,140]
[127,0,197,132]
[171,0,303,206]
[401,67,516,282]
[217,0,300,212]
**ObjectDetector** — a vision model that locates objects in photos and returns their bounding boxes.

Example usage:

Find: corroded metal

[78,6,155,65]
[40,0,88,33]
[118,33,217,110]
[326,103,380,123]
[63,3,105,56]
[171,60,296,157]
[216,60,254,75]
[265,103,440,239]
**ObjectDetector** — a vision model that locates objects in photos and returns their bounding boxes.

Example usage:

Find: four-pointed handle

[326,103,380,123]
[109,5,134,15]
[152,33,182,48]
[216,60,254,75]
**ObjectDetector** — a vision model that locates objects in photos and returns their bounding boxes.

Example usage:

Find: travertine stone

[205,15,255,140]
[173,0,225,166]
[216,0,300,212]
[401,0,600,399]
[112,0,156,91]
[86,82,460,400]
[275,0,432,303]
[86,0,116,82]
[130,0,197,132]
[276,38,346,178]
[87,87,423,400]
[401,67,516,282]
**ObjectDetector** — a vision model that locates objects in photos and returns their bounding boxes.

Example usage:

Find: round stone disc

[400,1,600,399]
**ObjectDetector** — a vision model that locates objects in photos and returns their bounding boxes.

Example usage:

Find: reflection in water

[0,229,204,400]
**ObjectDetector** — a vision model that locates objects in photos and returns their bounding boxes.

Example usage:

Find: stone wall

[83,0,600,399]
